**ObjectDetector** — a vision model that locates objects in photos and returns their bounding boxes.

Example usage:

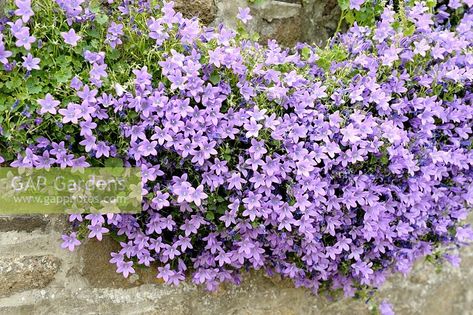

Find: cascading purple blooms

[1,0,473,300]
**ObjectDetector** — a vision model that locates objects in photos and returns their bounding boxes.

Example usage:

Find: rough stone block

[0,215,50,233]
[174,0,217,24]
[79,237,161,288]
[0,255,61,296]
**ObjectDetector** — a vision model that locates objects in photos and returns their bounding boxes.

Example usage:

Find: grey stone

[0,255,61,297]
[0,215,50,233]
[79,237,161,289]
[214,0,340,47]
[258,1,302,22]
[0,0,5,17]
[300,0,341,45]
[258,15,302,47]
[0,305,35,315]
[174,0,217,24]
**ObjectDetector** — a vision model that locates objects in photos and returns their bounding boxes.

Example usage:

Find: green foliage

[336,0,387,32]
[0,0,180,162]
[247,0,265,4]
[315,44,348,71]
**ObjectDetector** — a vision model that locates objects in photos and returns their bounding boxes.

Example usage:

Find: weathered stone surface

[258,1,302,22]
[300,0,341,45]
[258,16,302,47]
[79,237,161,289]
[0,215,467,314]
[215,0,248,26]
[0,305,35,315]
[0,215,50,232]
[213,0,341,46]
[0,0,5,15]
[174,0,217,24]
[0,242,472,314]
[0,255,61,296]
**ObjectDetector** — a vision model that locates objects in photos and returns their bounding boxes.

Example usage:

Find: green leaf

[205,211,215,221]
[426,0,437,9]
[345,11,355,24]
[403,24,416,36]
[88,27,101,39]
[216,203,227,214]
[56,55,73,65]
[338,0,350,11]
[301,47,311,60]
[5,77,22,90]
[54,68,73,84]
[98,124,111,132]
[109,231,127,242]
[89,39,100,49]
[209,72,220,85]
[89,0,102,14]
[96,14,109,25]
[104,158,123,167]
[108,49,121,60]
[26,79,43,95]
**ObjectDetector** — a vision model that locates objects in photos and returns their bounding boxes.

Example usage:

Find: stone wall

[176,0,341,46]
[1,215,473,315]
[1,0,339,45]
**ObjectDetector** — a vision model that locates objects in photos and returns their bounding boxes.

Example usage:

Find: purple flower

[90,63,108,79]
[413,39,430,57]
[379,301,395,315]
[68,214,83,222]
[105,22,124,48]
[191,185,208,206]
[152,191,170,210]
[95,141,110,158]
[110,252,124,264]
[133,66,152,90]
[138,139,158,157]
[237,8,252,24]
[58,103,81,124]
[349,0,365,10]
[79,135,97,152]
[157,264,174,283]
[227,172,246,190]
[61,232,81,251]
[77,85,97,104]
[381,45,403,66]
[37,94,60,115]
[243,118,262,138]
[0,43,12,64]
[14,28,35,50]
[70,76,83,90]
[243,191,262,211]
[88,224,109,241]
[352,261,374,279]
[20,53,40,71]
[15,0,34,22]
[116,260,135,278]
[61,29,81,46]
[443,254,461,267]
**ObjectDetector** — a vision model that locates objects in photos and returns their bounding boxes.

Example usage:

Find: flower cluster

[1,0,473,303]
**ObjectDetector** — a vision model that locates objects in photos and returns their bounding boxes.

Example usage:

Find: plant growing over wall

[0,1,473,314]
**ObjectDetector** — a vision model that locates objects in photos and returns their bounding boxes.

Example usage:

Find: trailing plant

[1,1,473,314]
